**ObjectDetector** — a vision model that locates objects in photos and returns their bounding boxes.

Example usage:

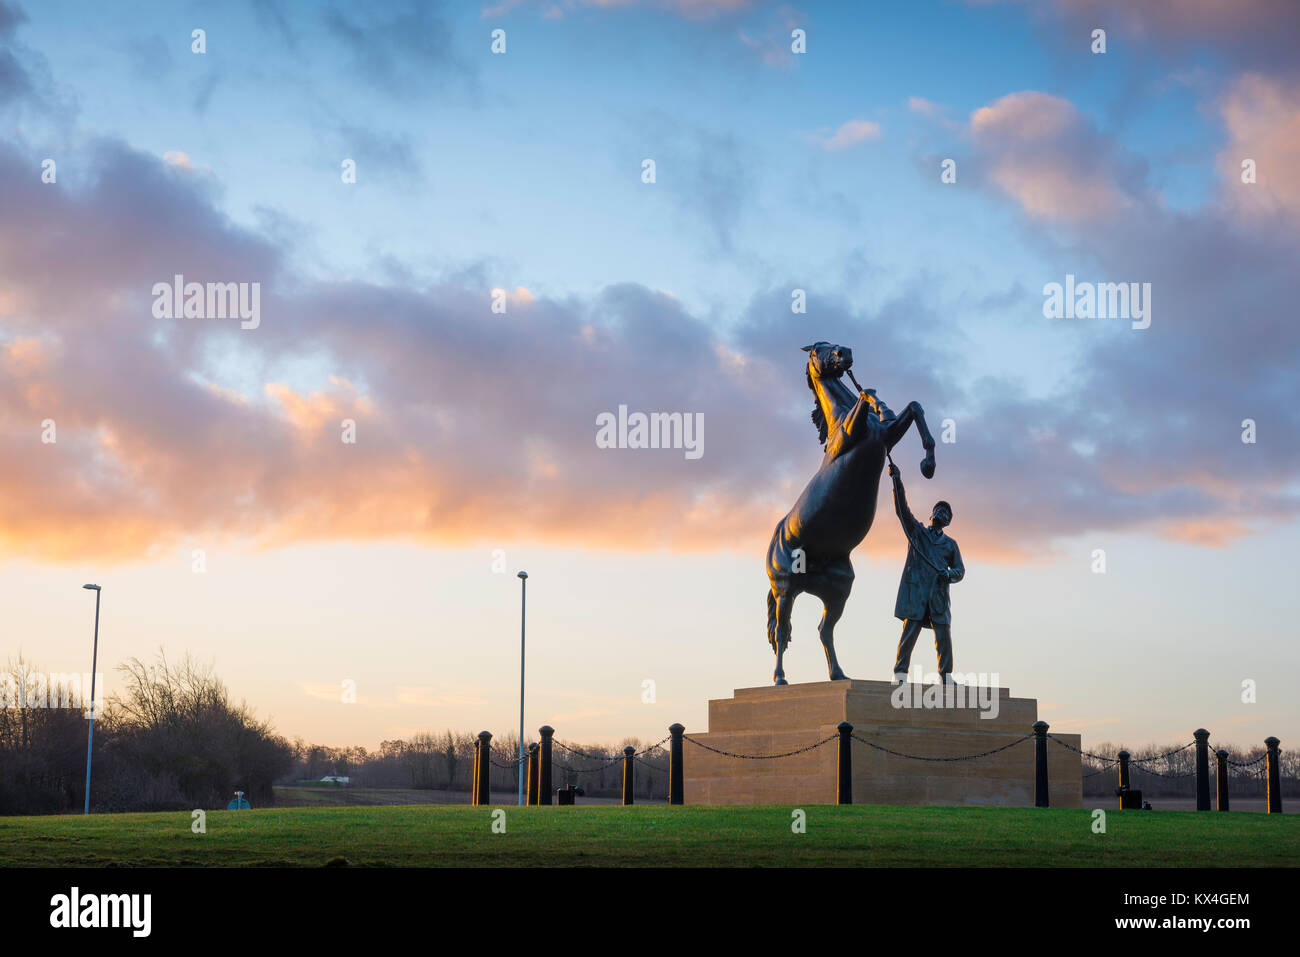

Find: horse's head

[802,342,856,447]
[801,341,853,382]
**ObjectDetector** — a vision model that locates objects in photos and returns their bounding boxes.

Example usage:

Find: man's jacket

[892,472,964,626]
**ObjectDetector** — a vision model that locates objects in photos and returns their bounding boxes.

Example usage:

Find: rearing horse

[766,341,936,685]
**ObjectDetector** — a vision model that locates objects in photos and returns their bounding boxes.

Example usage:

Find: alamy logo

[152,274,261,329]
[0,668,103,717]
[1042,274,1150,329]
[49,887,151,937]
[891,671,1001,719]
[595,405,704,460]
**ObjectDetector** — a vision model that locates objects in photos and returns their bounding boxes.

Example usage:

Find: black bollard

[527,743,539,805]
[1116,749,1133,809]
[471,738,480,805]
[1033,721,1049,807]
[836,721,853,805]
[1216,748,1229,812]
[1266,737,1282,814]
[1194,729,1211,811]
[669,723,685,806]
[476,731,492,806]
[622,746,635,805]
[538,726,554,806]
[1115,749,1144,809]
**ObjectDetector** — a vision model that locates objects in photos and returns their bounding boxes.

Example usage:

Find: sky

[1,0,1298,752]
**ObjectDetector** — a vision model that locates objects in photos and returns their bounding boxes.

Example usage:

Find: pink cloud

[969,91,1144,223]
[3,131,1297,567]
[1217,73,1300,223]
[821,119,882,151]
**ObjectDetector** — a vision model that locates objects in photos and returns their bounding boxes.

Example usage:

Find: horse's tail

[766,589,777,649]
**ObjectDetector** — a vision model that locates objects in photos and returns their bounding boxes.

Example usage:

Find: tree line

[0,654,294,815]
[1080,739,1297,799]
[285,731,671,802]
[6,654,1288,813]
[0,653,669,814]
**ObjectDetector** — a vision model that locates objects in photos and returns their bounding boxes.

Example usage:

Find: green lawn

[272,786,470,807]
[1,803,1296,867]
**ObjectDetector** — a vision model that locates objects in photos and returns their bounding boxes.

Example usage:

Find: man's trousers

[893,618,953,676]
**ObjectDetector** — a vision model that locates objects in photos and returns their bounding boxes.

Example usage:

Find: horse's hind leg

[773,592,794,686]
[818,592,848,681]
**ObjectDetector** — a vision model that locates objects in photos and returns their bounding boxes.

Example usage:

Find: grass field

[2,803,1298,867]
[272,786,477,807]
[272,785,634,807]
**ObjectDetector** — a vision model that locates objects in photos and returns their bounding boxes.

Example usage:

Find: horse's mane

[806,364,828,446]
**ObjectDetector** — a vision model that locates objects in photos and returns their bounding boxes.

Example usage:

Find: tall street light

[517,570,527,806]
[82,584,101,815]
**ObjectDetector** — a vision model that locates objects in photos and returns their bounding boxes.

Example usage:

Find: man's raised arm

[889,462,920,534]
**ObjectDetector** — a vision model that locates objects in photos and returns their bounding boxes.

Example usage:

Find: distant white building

[319,774,350,785]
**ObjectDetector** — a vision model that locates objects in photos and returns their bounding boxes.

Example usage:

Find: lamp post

[82,584,101,815]
[517,571,527,806]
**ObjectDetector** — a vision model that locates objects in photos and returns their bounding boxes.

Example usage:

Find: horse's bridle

[845,367,894,459]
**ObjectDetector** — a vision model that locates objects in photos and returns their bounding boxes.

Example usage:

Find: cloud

[737,29,792,68]
[820,119,882,152]
[0,39,30,107]
[629,119,755,253]
[491,285,535,306]
[191,68,221,115]
[1015,0,1300,78]
[329,121,425,183]
[0,0,25,40]
[484,0,757,18]
[951,85,1300,557]
[1217,73,1300,223]
[969,91,1147,222]
[2,120,1298,566]
[0,135,790,560]
[323,0,475,97]
[0,2,63,121]
[2,7,1299,570]
[907,96,938,116]
[299,681,346,703]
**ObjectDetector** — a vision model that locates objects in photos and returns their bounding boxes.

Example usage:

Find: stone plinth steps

[682,679,1082,807]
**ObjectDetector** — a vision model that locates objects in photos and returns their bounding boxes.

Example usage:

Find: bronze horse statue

[766,341,936,684]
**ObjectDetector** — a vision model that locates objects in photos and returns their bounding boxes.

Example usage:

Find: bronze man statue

[888,461,964,684]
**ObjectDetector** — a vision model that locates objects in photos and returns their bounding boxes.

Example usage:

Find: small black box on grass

[1115,785,1146,809]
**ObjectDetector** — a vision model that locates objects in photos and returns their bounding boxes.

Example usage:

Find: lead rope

[850,368,949,578]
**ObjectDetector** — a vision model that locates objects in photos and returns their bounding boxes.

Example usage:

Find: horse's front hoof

[829,669,848,681]
[773,674,788,686]
[920,455,935,479]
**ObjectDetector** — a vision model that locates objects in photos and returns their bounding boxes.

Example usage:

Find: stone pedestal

[683,680,1082,807]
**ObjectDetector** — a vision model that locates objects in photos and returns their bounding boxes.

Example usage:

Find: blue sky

[2,0,1298,751]
[19,1,1197,330]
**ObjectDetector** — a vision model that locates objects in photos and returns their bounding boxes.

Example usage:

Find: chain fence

[852,732,1032,762]
[682,732,838,760]
[1051,733,1285,802]
[467,722,1285,808]
[549,736,672,777]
